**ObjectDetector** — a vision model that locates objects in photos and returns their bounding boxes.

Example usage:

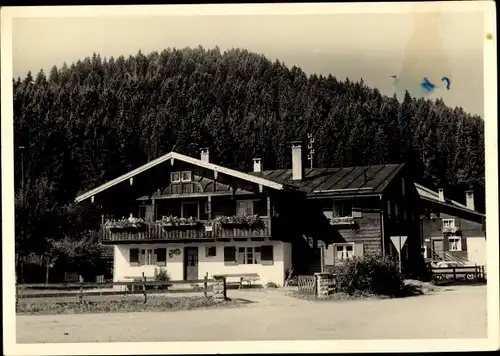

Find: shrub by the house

[329,254,405,297]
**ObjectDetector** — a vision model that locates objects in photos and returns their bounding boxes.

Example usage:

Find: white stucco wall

[113,240,291,287]
[466,237,487,266]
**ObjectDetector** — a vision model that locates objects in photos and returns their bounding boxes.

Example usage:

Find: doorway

[184,247,199,281]
[181,202,199,219]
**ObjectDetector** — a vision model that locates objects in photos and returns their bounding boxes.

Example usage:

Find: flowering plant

[214,214,265,229]
[104,217,146,230]
[157,215,202,228]
[442,225,459,234]
[331,216,356,225]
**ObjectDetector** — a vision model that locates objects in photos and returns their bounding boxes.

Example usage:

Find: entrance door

[432,239,444,260]
[182,202,199,219]
[184,247,199,281]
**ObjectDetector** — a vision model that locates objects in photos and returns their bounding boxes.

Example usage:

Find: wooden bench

[213,273,260,289]
[124,276,155,292]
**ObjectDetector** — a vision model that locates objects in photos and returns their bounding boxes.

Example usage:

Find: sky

[12,11,485,117]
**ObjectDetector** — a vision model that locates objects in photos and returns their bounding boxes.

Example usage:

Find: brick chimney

[438,188,445,202]
[253,158,262,173]
[200,148,209,163]
[465,190,475,210]
[291,141,303,181]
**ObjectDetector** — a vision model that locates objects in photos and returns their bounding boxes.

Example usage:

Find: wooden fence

[16,272,221,305]
[297,275,317,294]
[431,265,486,283]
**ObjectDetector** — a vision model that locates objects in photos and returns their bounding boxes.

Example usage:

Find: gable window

[333,244,354,261]
[181,171,192,182]
[236,200,254,215]
[448,236,462,251]
[170,172,181,183]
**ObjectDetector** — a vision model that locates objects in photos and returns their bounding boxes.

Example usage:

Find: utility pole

[307,132,315,169]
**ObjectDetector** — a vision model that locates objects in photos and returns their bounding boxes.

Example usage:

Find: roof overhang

[75,151,298,203]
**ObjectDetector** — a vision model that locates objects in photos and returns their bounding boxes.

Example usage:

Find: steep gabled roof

[249,164,405,197]
[75,151,298,203]
[414,183,485,218]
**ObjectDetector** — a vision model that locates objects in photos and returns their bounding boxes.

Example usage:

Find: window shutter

[354,243,364,257]
[224,247,236,265]
[261,245,274,265]
[156,248,167,266]
[130,248,139,266]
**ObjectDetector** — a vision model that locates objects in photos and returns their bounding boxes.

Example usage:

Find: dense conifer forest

[12,46,485,278]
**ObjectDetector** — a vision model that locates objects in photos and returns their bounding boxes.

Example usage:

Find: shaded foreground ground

[17,284,487,342]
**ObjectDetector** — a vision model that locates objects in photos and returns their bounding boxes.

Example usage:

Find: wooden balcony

[100,217,272,243]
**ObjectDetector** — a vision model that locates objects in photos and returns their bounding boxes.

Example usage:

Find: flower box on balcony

[158,216,203,230]
[442,226,459,234]
[331,216,356,225]
[214,215,265,230]
[105,218,147,233]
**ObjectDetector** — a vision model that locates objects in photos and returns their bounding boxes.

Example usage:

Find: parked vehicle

[431,261,480,281]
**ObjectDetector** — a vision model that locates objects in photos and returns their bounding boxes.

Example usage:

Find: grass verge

[287,279,439,302]
[17,295,243,315]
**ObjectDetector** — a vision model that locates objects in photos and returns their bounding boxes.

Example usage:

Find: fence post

[452,267,456,281]
[204,272,208,299]
[78,275,84,305]
[142,272,147,304]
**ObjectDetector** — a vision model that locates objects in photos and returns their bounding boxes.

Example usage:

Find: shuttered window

[130,248,139,266]
[155,248,167,266]
[224,246,236,265]
[261,245,274,265]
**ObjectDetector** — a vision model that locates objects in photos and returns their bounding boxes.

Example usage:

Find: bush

[330,254,405,297]
[153,267,172,290]
[266,281,278,288]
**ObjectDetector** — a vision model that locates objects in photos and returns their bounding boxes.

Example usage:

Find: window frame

[170,171,181,183]
[205,246,217,257]
[236,199,254,216]
[236,246,261,265]
[181,171,192,183]
[333,243,355,261]
[442,218,456,228]
[448,236,462,251]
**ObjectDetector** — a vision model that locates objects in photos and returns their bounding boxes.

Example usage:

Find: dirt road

[16,284,487,343]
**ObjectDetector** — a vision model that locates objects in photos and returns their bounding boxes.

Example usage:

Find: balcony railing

[101,217,272,243]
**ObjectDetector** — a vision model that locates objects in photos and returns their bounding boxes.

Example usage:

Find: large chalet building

[75,141,430,286]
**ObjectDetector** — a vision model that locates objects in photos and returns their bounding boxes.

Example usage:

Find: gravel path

[16,284,487,343]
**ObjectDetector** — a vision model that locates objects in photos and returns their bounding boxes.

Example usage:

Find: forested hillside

[13,46,485,271]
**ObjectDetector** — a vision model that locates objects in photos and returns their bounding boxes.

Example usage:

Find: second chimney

[200,148,209,163]
[253,158,262,173]
[465,190,475,210]
[291,140,303,181]
[438,188,445,202]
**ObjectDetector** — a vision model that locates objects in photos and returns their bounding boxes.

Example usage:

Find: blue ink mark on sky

[420,77,436,92]
[441,76,451,90]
